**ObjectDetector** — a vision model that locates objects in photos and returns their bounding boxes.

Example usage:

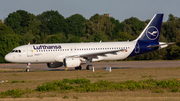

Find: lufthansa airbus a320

[5,14,173,71]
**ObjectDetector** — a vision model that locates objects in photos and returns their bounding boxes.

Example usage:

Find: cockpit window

[11,50,15,52]
[11,50,21,53]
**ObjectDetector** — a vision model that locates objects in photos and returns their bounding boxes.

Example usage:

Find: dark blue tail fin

[128,14,164,58]
[135,14,163,42]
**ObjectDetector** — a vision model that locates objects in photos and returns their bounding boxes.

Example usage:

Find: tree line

[0,10,180,63]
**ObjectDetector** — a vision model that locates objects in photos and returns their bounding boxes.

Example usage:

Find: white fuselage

[5,41,136,63]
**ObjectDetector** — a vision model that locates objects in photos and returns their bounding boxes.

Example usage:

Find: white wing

[67,49,125,58]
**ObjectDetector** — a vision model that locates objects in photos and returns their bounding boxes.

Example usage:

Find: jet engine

[63,58,81,68]
[47,62,63,68]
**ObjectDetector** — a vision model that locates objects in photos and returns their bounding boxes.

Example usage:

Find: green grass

[11,80,27,83]
[1,66,180,100]
[1,78,180,98]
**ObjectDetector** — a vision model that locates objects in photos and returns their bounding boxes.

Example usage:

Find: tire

[79,66,82,70]
[26,68,30,72]
[75,67,79,70]
[86,65,92,70]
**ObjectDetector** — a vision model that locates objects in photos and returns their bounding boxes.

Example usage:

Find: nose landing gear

[26,63,31,72]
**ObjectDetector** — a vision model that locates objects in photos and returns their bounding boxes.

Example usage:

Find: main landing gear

[26,63,31,72]
[86,65,93,70]
[86,60,93,70]
[74,59,94,70]
[75,66,82,70]
[74,65,93,70]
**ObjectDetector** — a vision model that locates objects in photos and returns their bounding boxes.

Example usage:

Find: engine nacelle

[63,58,81,68]
[47,62,63,68]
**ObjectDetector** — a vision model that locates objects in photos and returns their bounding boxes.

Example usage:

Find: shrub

[11,80,26,83]
[36,83,59,91]
[170,87,179,92]
[62,78,90,84]
[63,95,69,99]
[153,89,164,93]
[2,88,25,98]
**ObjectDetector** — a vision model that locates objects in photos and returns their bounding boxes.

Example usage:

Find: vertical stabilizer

[135,14,163,42]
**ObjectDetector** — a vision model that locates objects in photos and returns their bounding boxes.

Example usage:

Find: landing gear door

[27,45,33,57]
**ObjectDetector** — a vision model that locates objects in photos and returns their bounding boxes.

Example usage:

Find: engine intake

[63,58,81,68]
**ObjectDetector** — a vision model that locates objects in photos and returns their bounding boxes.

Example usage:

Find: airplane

[5,14,173,72]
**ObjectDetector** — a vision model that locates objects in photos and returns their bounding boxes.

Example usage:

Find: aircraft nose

[5,54,12,62]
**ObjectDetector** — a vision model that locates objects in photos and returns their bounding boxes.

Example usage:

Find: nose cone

[5,54,13,62]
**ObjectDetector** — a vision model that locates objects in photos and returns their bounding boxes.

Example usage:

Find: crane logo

[146,26,159,40]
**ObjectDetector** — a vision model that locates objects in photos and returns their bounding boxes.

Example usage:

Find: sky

[0,0,180,22]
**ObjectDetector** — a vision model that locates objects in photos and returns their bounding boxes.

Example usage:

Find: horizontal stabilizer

[147,42,175,48]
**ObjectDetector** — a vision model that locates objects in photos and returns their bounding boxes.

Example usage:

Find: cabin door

[27,45,33,57]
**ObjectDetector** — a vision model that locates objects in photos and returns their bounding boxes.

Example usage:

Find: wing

[67,49,126,58]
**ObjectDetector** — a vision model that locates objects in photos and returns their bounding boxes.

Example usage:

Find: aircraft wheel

[26,63,31,72]
[86,65,92,70]
[75,67,79,70]
[26,68,30,72]
[79,66,82,70]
